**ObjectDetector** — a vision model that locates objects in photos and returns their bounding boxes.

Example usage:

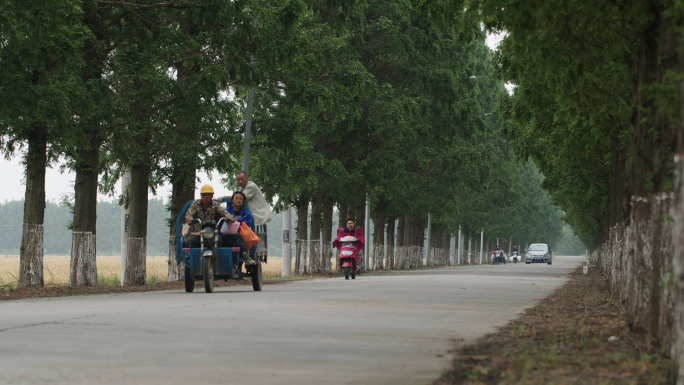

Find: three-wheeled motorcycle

[175,198,267,293]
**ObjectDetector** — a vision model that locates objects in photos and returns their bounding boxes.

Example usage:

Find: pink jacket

[333,227,365,255]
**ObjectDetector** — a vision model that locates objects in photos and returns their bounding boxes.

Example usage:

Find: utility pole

[282,205,292,277]
[120,171,130,286]
[479,228,484,264]
[456,225,461,265]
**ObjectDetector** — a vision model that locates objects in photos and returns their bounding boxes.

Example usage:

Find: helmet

[200,184,214,194]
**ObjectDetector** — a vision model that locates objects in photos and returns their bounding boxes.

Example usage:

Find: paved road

[0,255,584,385]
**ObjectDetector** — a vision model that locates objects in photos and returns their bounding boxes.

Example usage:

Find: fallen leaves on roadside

[433,265,673,385]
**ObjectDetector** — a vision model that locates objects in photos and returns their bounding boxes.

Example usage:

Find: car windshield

[529,245,547,251]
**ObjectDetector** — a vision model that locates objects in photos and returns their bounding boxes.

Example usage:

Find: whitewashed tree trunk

[408,246,416,269]
[674,141,684,383]
[386,244,394,270]
[372,243,384,270]
[595,193,676,362]
[69,231,97,286]
[407,246,414,268]
[309,240,321,274]
[321,243,332,273]
[396,246,404,269]
[296,239,308,275]
[168,235,183,282]
[416,246,421,267]
[19,124,48,288]
[125,237,146,285]
[428,248,436,267]
[19,223,44,287]
[334,248,339,273]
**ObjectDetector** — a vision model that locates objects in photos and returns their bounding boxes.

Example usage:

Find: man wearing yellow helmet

[184,184,235,249]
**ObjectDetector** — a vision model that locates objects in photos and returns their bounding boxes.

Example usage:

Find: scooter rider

[342,217,357,235]
[184,184,236,248]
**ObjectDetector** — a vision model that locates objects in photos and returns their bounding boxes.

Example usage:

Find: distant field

[0,255,315,286]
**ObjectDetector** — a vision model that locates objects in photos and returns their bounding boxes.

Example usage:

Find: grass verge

[434,265,674,385]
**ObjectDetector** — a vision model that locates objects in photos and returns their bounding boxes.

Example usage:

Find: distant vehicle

[525,243,552,265]
[509,251,519,263]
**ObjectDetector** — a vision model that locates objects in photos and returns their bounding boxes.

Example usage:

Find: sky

[0,32,507,204]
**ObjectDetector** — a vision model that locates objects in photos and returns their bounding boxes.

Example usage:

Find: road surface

[0,255,584,384]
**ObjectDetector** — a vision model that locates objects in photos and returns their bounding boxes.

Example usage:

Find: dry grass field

[0,255,310,287]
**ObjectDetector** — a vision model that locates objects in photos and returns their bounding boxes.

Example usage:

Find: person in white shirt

[236,171,272,226]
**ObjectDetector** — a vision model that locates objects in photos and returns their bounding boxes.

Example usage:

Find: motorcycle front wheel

[344,266,350,280]
[203,257,214,293]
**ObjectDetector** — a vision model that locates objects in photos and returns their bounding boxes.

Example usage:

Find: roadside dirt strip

[435,264,674,385]
[0,256,583,385]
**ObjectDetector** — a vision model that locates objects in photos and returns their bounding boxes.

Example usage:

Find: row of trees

[247,0,563,273]
[0,199,170,255]
[1,0,565,290]
[438,0,684,379]
[0,0,302,286]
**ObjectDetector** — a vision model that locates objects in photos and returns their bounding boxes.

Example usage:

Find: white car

[525,243,552,265]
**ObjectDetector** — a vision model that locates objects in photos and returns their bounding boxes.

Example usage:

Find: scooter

[332,227,365,280]
[511,251,519,263]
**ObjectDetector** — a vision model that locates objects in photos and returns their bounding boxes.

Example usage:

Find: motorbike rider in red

[333,217,365,274]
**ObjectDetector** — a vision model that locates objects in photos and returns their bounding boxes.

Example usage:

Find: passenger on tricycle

[219,191,255,266]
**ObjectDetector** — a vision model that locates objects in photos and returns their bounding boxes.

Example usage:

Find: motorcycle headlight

[202,228,215,240]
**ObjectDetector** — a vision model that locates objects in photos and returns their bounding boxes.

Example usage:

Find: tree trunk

[69,14,108,287]
[355,203,365,270]
[69,145,99,287]
[674,14,684,380]
[465,228,472,265]
[295,202,309,275]
[411,216,424,268]
[335,203,347,272]
[124,164,150,286]
[321,197,334,273]
[396,214,405,269]
[337,203,347,229]
[386,216,395,270]
[309,193,322,274]
[168,165,195,282]
[622,12,678,346]
[372,207,385,270]
[443,230,450,266]
[167,42,199,282]
[432,224,443,266]
[403,215,412,268]
[18,124,48,288]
